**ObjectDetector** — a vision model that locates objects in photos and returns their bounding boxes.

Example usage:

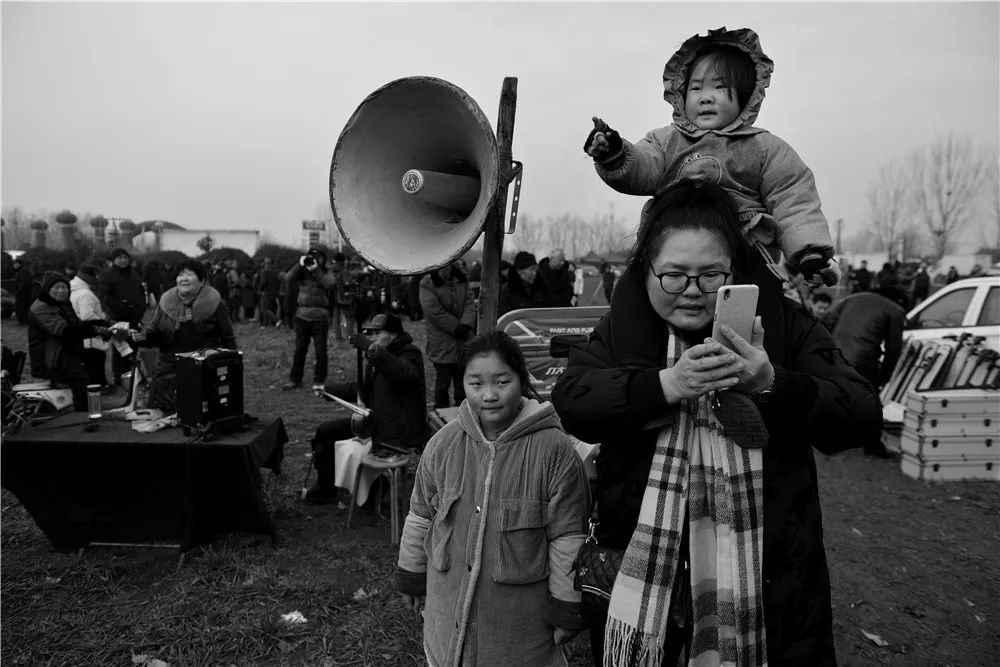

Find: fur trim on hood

[662,26,774,137]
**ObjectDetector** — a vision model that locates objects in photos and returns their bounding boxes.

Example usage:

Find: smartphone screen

[711,285,758,351]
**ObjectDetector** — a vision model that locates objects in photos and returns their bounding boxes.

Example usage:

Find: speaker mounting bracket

[504,160,524,234]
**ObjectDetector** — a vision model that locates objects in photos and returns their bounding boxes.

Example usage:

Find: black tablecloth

[1,414,287,552]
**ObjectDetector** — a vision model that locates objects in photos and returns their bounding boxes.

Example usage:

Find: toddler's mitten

[583,117,624,164]
[798,252,841,287]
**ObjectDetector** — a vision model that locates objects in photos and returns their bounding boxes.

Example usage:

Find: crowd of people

[7,22,982,666]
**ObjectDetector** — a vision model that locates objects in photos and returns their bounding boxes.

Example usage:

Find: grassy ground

[2,300,998,665]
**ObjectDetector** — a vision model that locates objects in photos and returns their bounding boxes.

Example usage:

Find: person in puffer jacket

[28,272,112,410]
[585,26,838,288]
[69,266,111,387]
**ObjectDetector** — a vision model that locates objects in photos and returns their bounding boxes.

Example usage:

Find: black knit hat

[41,271,70,294]
[513,251,538,270]
[109,247,131,261]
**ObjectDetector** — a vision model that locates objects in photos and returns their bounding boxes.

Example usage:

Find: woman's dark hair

[176,259,207,283]
[685,46,756,110]
[626,182,750,283]
[462,331,541,401]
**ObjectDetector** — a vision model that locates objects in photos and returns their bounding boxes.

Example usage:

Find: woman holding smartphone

[552,182,881,666]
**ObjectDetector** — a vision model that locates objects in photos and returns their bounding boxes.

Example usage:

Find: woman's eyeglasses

[648,261,731,294]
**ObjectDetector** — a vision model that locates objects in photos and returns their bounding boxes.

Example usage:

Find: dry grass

[3,306,998,665]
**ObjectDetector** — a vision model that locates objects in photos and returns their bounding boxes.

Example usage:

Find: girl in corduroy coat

[394,331,590,666]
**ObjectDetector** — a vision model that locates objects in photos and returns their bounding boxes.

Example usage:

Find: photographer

[282,247,337,391]
[304,313,429,504]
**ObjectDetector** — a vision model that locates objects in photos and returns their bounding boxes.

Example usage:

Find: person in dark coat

[283,248,337,390]
[12,257,34,325]
[419,263,476,408]
[132,260,237,413]
[850,259,873,293]
[551,183,881,666]
[536,248,575,307]
[98,248,147,383]
[255,257,281,327]
[304,313,429,504]
[911,263,931,305]
[28,272,112,410]
[826,286,907,458]
[143,260,164,302]
[498,251,548,315]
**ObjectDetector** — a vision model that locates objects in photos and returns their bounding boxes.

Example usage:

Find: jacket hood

[662,26,774,137]
[40,271,70,299]
[456,397,563,444]
[69,275,93,293]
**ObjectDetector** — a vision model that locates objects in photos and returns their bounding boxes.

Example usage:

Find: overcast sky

[2,1,998,251]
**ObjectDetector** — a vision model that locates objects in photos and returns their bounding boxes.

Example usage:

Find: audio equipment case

[174,349,244,431]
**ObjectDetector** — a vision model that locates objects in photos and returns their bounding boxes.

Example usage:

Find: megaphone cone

[330,76,500,275]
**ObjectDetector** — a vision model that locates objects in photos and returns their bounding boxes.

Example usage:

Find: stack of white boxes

[900,389,1000,482]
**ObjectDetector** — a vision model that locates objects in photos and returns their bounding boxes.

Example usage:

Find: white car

[904,275,1000,350]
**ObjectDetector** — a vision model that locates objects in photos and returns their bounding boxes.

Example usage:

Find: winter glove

[348,333,372,351]
[795,251,842,287]
[584,116,624,164]
[453,323,472,340]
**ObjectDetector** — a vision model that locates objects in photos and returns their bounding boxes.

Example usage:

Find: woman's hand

[130,330,147,343]
[659,340,743,403]
[717,317,774,394]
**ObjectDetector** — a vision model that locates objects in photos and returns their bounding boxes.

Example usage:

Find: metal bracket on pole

[505,160,523,234]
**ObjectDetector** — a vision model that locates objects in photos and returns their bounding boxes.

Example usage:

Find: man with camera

[283,247,337,391]
[304,313,429,504]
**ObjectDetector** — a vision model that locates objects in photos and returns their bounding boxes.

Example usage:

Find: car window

[976,286,999,326]
[912,287,975,328]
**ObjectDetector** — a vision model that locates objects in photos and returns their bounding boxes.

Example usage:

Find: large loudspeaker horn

[329,77,500,275]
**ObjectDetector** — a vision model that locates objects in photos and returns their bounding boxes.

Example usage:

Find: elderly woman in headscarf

[132,259,237,413]
[28,272,112,410]
[552,182,881,666]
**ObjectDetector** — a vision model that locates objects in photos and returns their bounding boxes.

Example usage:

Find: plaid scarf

[604,327,767,666]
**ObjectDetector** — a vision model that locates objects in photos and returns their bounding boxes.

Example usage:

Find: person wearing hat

[498,251,548,316]
[283,247,337,390]
[419,262,476,409]
[131,259,237,413]
[305,312,429,504]
[98,248,146,384]
[28,272,113,410]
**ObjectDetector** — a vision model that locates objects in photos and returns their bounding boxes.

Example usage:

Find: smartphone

[711,285,759,351]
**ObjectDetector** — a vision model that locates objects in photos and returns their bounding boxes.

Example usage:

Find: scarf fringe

[604,617,665,667]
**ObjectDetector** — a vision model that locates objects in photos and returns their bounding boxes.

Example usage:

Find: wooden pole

[477,77,518,334]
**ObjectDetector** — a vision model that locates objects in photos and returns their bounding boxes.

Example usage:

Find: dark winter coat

[255,267,281,297]
[419,270,476,365]
[536,257,575,307]
[552,288,882,666]
[139,284,237,411]
[827,291,906,386]
[27,277,97,382]
[325,332,429,451]
[98,265,146,326]
[498,268,548,316]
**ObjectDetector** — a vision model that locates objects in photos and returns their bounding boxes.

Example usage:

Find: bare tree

[910,134,991,259]
[510,212,547,254]
[866,162,911,260]
[979,152,1000,249]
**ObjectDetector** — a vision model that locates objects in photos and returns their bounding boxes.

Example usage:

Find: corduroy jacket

[394,399,590,666]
